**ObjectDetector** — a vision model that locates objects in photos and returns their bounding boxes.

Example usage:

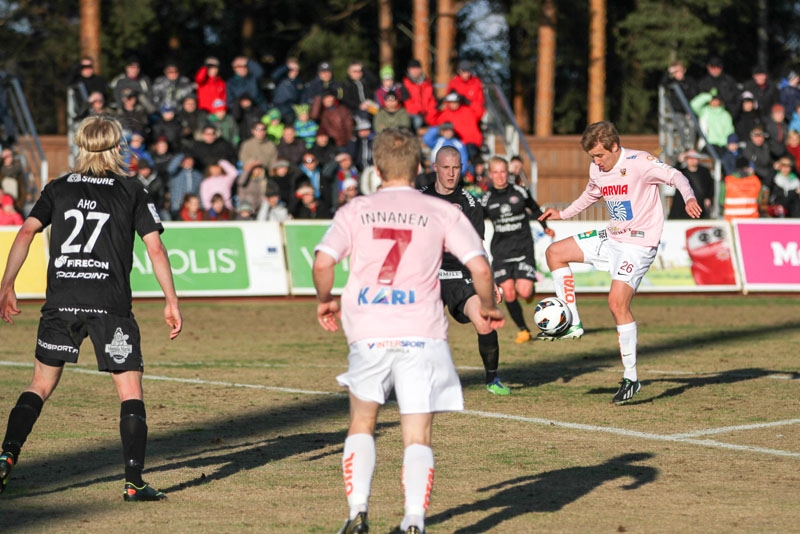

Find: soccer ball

[533,297,572,336]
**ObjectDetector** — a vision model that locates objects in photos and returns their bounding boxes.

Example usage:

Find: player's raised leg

[464,295,509,395]
[338,393,379,534]
[608,280,641,404]
[539,237,585,340]
[0,358,63,494]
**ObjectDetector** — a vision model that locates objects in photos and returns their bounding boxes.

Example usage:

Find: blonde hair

[72,116,128,176]
[581,121,620,152]
[373,128,420,182]
[488,155,508,170]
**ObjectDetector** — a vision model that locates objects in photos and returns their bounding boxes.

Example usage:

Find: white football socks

[400,443,434,531]
[343,433,376,519]
[551,267,581,325]
[617,322,638,381]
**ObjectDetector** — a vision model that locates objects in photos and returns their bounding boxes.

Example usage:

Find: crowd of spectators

[57,54,489,223]
[663,56,800,218]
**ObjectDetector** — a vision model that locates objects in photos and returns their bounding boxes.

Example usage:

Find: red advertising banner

[733,220,800,291]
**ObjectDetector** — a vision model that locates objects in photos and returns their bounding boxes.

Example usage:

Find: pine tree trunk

[379,0,395,68]
[588,0,606,124]
[435,0,456,97]
[535,0,556,137]
[413,0,431,77]
[80,0,101,72]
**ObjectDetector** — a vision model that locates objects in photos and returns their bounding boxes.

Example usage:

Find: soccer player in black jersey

[481,156,554,342]
[0,116,182,501]
[421,146,510,395]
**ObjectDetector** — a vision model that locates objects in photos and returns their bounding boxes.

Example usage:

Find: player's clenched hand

[0,286,20,325]
[317,300,341,332]
[539,208,561,222]
[685,198,702,219]
[164,302,183,340]
[479,306,505,331]
[544,227,556,238]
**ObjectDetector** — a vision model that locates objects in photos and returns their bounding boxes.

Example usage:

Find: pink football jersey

[315,186,486,344]
[559,148,696,247]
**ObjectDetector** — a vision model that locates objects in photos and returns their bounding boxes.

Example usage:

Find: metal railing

[484,84,538,198]
[3,75,48,208]
[66,85,89,168]
[659,82,723,218]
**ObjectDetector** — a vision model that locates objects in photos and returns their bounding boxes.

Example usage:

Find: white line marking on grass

[2,360,797,458]
[668,419,800,438]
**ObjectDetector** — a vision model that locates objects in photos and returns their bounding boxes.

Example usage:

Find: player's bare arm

[312,250,340,332]
[0,218,42,324]
[143,231,182,340]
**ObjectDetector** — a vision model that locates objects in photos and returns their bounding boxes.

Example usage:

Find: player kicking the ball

[539,121,701,404]
[313,128,504,534]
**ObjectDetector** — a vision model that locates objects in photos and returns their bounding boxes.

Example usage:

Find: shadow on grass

[585,367,800,405]
[427,452,658,533]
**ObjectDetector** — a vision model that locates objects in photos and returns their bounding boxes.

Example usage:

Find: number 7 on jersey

[373,228,412,285]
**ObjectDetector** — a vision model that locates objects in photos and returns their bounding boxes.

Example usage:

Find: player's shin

[617,322,638,381]
[2,391,44,460]
[401,444,434,532]
[551,267,581,325]
[504,299,528,331]
[477,331,500,383]
[120,399,147,487]
[343,433,376,519]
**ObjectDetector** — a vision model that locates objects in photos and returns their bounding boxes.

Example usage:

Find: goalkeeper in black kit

[420,146,510,395]
[481,156,554,342]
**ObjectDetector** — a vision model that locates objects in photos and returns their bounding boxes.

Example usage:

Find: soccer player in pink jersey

[539,121,701,404]
[313,128,504,534]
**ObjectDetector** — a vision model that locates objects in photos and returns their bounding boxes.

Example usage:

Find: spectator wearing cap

[195,56,227,113]
[690,87,734,156]
[152,104,183,149]
[231,94,263,142]
[0,193,23,226]
[168,154,204,219]
[127,132,154,171]
[768,156,800,217]
[270,158,303,206]
[447,59,485,119]
[697,55,740,113]
[237,160,270,214]
[115,88,150,139]
[402,59,437,131]
[742,64,779,121]
[721,133,742,176]
[239,121,278,171]
[373,90,412,133]
[256,180,290,222]
[0,148,26,214]
[235,200,256,221]
[423,122,469,173]
[742,126,775,186]
[346,117,374,172]
[669,150,713,219]
[67,57,107,103]
[375,65,406,108]
[262,108,285,144]
[191,124,237,172]
[227,56,267,113]
[277,125,307,165]
[311,128,339,168]
[207,98,239,146]
[339,177,360,208]
[200,159,239,211]
[329,151,359,210]
[719,156,765,221]
[293,104,319,148]
[734,91,763,141]
[779,69,800,116]
[659,60,696,111]
[271,57,305,123]
[765,103,789,158]
[304,61,341,106]
[111,57,155,113]
[152,61,194,111]
[341,60,379,122]
[429,90,483,157]
[316,90,354,148]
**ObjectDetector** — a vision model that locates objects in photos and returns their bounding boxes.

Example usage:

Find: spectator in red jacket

[402,59,436,131]
[447,59,485,119]
[318,89,354,148]
[431,91,483,159]
[195,57,227,113]
[0,194,23,225]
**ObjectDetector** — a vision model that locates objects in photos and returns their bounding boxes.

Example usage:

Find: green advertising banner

[283,222,349,295]
[131,225,249,292]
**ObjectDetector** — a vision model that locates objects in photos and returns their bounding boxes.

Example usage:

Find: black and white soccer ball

[533,297,572,336]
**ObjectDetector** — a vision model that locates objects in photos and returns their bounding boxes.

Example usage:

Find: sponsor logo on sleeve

[148,203,161,224]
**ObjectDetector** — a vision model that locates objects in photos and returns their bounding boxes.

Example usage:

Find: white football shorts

[573,229,657,292]
[337,337,464,414]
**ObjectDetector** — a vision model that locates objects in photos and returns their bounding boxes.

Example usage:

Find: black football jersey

[420,184,484,273]
[29,172,164,315]
[481,184,546,260]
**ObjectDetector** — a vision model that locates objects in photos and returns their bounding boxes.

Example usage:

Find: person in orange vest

[719,157,768,220]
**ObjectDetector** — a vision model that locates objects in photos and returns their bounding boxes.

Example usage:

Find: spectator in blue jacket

[423,122,469,173]
[227,56,266,113]
[272,57,304,124]
[168,153,204,219]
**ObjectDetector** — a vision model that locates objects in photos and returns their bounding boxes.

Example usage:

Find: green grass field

[0,295,798,533]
